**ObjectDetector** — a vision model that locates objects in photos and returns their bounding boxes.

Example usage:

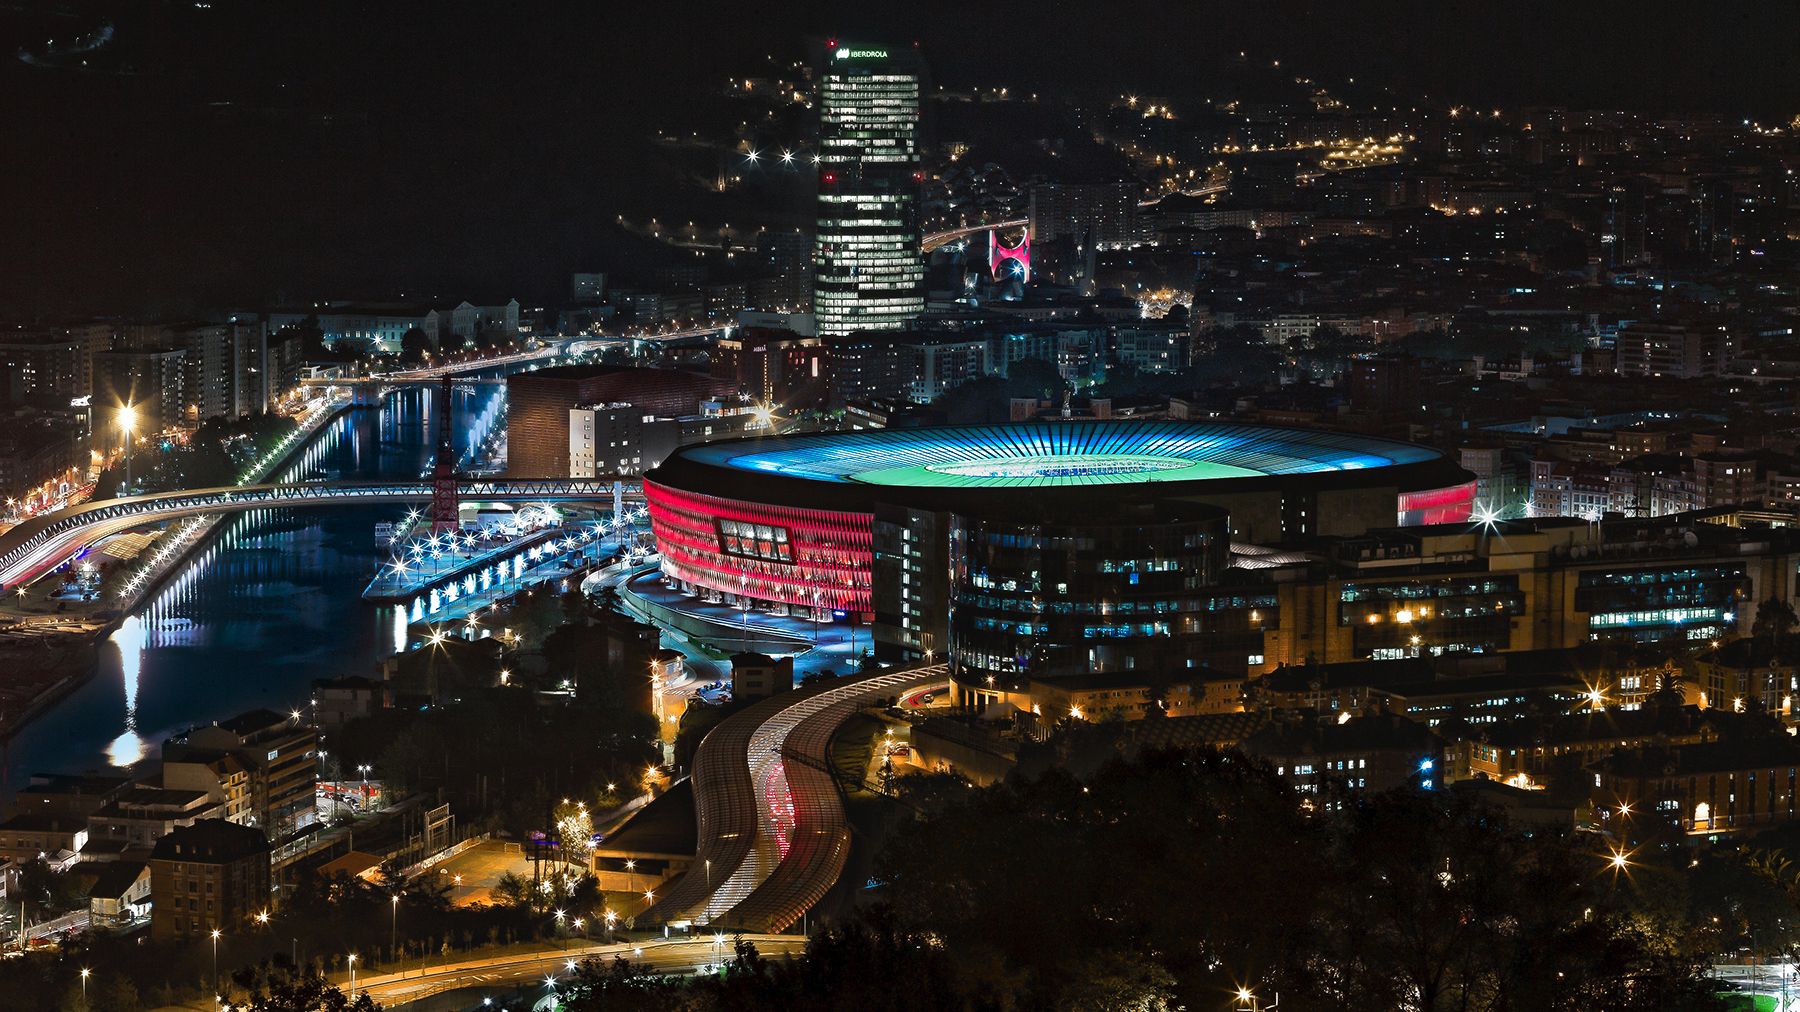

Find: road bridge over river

[0,479,641,590]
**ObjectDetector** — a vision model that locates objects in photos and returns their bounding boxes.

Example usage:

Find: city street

[343,933,808,1008]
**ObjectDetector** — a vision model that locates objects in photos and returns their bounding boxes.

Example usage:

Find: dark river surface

[2,386,501,796]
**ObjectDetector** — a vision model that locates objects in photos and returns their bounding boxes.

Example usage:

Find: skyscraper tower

[814,44,924,337]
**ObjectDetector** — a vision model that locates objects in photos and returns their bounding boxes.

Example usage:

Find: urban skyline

[4,7,1800,1012]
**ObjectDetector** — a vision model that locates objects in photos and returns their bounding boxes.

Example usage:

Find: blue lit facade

[1576,563,1750,644]
[948,503,1238,694]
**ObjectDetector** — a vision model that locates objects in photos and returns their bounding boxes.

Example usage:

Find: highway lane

[346,934,809,1007]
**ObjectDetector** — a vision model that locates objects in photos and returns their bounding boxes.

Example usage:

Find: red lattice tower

[431,376,459,533]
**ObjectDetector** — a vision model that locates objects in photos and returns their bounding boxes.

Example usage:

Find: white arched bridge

[0,479,642,591]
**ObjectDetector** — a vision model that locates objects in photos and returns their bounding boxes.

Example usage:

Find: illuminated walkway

[643,664,944,933]
[0,479,641,590]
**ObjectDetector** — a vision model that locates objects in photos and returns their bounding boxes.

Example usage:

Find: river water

[1,387,496,795]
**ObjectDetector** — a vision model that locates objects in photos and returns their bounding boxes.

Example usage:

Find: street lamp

[211,929,222,1011]
[1236,987,1278,1012]
[80,968,89,999]
[391,895,399,965]
[118,404,136,493]
[347,954,357,995]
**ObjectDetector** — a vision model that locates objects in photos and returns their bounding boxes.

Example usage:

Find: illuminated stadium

[643,421,1474,685]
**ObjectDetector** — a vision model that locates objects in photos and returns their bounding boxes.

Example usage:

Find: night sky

[2,0,1796,316]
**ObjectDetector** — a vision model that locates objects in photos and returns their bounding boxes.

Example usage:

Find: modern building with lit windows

[813,45,925,336]
[643,421,1477,698]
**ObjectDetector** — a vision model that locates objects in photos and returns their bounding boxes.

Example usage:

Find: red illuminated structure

[431,376,459,533]
[646,481,872,615]
[988,230,1030,283]
[1398,482,1477,525]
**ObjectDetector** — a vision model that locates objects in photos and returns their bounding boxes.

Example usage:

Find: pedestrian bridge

[0,478,641,589]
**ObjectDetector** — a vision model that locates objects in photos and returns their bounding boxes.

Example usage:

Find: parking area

[427,839,536,906]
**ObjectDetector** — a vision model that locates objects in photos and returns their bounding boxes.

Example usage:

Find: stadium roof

[650,421,1469,513]
[680,421,1440,488]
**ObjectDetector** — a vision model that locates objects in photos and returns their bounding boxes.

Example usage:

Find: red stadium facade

[1397,481,1477,526]
[646,480,874,615]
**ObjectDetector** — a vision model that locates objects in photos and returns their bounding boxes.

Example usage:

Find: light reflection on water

[1,387,492,795]
[104,614,146,767]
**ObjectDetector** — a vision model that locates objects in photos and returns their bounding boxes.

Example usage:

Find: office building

[93,348,186,433]
[0,333,82,404]
[572,273,609,303]
[712,328,827,408]
[1113,325,1190,375]
[173,321,269,421]
[148,820,271,941]
[755,231,813,311]
[730,652,795,699]
[909,337,992,402]
[1613,321,1734,379]
[1028,182,1140,247]
[162,709,317,836]
[86,787,224,853]
[0,813,87,864]
[442,300,522,348]
[569,403,678,478]
[507,366,728,478]
[826,331,915,406]
[814,45,925,336]
[266,304,439,354]
[1459,446,1527,519]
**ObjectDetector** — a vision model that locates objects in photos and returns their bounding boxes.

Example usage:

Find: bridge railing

[0,479,643,583]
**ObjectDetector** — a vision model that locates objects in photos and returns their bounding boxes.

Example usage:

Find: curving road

[342,934,808,1008]
[921,219,1028,253]
[644,664,945,933]
[0,479,642,590]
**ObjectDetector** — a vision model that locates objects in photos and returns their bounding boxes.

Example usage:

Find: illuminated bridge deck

[0,479,642,589]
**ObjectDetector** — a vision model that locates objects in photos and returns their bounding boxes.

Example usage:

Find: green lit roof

[676,421,1439,490]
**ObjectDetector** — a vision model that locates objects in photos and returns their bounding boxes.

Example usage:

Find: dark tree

[227,956,379,1012]
[398,328,434,365]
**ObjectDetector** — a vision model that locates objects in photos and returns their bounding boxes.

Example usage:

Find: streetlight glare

[118,404,136,433]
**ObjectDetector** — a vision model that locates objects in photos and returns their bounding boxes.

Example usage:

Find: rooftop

[150,820,270,862]
[675,420,1444,489]
[1602,737,1800,779]
[597,779,697,859]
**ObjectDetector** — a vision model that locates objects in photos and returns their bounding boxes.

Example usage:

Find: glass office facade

[1339,575,1524,659]
[815,48,925,336]
[948,505,1235,689]
[1576,563,1749,643]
